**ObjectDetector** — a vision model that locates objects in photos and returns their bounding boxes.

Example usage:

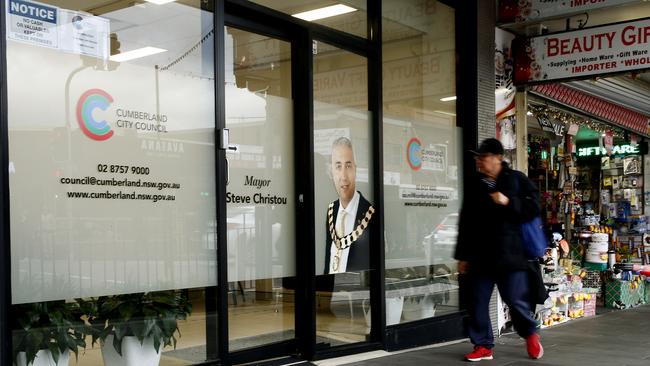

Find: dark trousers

[468,270,537,348]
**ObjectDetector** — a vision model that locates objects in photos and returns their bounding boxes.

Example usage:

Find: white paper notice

[58,9,110,59]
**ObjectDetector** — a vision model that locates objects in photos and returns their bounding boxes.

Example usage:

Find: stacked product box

[582,270,602,294]
[568,293,584,319]
[604,277,646,309]
[581,289,599,317]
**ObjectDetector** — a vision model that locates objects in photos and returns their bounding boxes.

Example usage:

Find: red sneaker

[464,346,493,362]
[526,333,543,359]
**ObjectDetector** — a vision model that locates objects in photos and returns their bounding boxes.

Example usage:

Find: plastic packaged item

[590,233,609,242]
[589,241,608,252]
[583,293,597,317]
[585,250,607,263]
[568,294,584,318]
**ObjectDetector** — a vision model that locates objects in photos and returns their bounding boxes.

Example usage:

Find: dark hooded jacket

[454,162,541,274]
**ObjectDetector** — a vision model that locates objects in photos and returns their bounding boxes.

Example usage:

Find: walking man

[455,138,543,361]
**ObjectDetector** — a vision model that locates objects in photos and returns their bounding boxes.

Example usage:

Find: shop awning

[530,84,650,138]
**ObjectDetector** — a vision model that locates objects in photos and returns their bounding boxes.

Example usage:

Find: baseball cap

[471,138,504,156]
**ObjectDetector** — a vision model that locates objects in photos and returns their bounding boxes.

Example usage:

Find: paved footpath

[320,305,650,366]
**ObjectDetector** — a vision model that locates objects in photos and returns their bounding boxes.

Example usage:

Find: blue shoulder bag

[514,174,548,258]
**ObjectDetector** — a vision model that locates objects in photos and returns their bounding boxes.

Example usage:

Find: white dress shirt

[329,191,360,274]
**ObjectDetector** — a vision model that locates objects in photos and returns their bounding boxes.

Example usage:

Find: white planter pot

[401,295,437,321]
[101,335,162,366]
[363,296,404,327]
[16,349,69,366]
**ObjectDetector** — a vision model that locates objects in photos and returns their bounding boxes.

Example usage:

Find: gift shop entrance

[497,1,650,332]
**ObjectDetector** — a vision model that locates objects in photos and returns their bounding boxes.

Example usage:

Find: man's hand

[458,260,469,275]
[490,191,509,206]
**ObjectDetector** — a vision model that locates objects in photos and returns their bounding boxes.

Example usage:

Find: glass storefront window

[7,1,217,364]
[2,0,462,363]
[313,41,372,345]
[248,0,368,39]
[382,0,460,324]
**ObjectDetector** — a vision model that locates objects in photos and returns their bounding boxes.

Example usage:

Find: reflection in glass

[225,27,296,352]
[7,1,217,364]
[249,0,368,38]
[313,42,372,346]
[382,0,461,323]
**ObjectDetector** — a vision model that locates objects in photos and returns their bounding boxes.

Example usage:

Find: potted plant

[83,290,192,366]
[12,300,87,366]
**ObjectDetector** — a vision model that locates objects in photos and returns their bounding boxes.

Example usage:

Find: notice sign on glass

[6,0,109,59]
[514,18,650,84]
[6,0,58,48]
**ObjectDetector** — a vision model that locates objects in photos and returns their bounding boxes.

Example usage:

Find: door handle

[219,128,237,186]
[225,157,230,186]
[219,128,239,151]
[225,145,237,186]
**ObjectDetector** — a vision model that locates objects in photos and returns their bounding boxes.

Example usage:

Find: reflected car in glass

[423,213,459,262]
[432,213,459,245]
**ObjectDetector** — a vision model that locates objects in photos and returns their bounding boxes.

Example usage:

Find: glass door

[223,26,297,353]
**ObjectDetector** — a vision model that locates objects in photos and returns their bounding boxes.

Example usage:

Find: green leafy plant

[83,290,192,356]
[11,300,87,365]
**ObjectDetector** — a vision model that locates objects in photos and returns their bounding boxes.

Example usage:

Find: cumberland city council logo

[76,88,114,141]
[407,137,422,170]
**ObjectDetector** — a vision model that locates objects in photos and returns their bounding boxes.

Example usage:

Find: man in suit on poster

[324,137,375,274]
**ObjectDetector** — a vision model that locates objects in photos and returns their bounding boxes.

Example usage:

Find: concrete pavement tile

[335,306,650,366]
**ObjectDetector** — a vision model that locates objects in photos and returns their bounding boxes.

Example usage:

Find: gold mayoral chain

[328,202,375,271]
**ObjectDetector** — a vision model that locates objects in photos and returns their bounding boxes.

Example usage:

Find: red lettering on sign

[548,38,559,57]
[621,25,636,46]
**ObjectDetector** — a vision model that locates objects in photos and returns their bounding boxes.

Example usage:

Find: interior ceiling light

[110,47,167,62]
[144,0,176,4]
[440,96,457,102]
[292,4,357,21]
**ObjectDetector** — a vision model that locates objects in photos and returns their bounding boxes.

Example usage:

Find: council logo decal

[76,89,114,141]
[407,137,422,170]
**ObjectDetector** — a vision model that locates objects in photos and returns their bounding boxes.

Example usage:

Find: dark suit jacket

[324,192,375,274]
